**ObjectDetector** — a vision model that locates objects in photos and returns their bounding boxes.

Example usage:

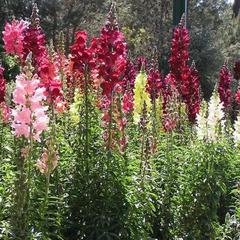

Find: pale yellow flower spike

[69,89,83,124]
[133,70,152,124]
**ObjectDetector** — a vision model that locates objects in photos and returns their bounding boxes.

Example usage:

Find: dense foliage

[0,2,240,240]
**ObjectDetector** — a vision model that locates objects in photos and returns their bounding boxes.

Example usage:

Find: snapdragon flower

[233,114,240,146]
[196,91,225,142]
[3,19,28,59]
[90,4,127,99]
[69,89,83,124]
[162,74,179,132]
[169,19,190,96]
[36,144,58,175]
[12,71,49,141]
[196,101,208,141]
[186,63,201,123]
[133,70,152,124]
[0,66,10,123]
[218,64,232,108]
[207,91,225,142]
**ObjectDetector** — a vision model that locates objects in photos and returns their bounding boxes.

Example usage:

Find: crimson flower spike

[147,54,162,102]
[218,63,232,108]
[187,61,201,123]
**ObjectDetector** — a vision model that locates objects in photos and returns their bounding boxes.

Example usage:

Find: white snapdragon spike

[196,101,208,140]
[196,92,225,143]
[207,91,225,142]
[233,114,240,146]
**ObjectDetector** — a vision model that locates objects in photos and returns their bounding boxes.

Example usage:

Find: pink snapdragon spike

[0,103,11,123]
[36,151,49,174]
[12,71,49,141]
[36,148,58,175]
[3,19,28,59]
[218,64,232,108]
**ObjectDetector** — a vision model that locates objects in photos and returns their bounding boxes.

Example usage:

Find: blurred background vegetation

[0,0,239,98]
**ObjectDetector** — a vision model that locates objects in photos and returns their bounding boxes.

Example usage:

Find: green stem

[107,95,113,161]
[84,68,90,173]
[0,122,3,158]
[50,103,60,194]
[140,129,145,177]
[43,173,50,237]
[26,121,34,224]
[13,137,28,239]
[152,95,157,151]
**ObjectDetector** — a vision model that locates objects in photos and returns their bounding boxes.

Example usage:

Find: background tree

[0,0,237,98]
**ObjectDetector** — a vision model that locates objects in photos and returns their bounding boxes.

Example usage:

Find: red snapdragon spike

[218,64,232,108]
[146,60,163,101]
[70,31,95,93]
[38,55,63,102]
[234,59,240,80]
[162,74,179,132]
[169,19,190,95]
[91,4,127,100]
[0,66,6,104]
[23,4,63,104]
[186,63,201,123]
[71,31,95,73]
[122,92,134,113]
[236,88,240,105]
[122,60,136,91]
[23,4,47,68]
[92,4,132,152]
[121,60,136,114]
[66,60,77,102]
[162,73,176,115]
[168,18,201,122]
[137,56,148,72]
[0,66,11,123]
